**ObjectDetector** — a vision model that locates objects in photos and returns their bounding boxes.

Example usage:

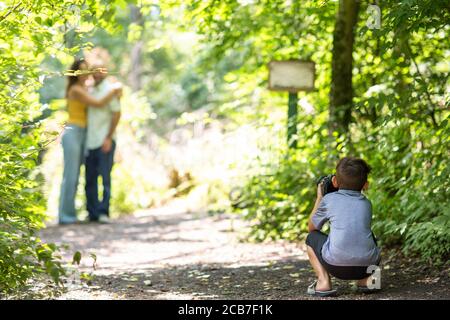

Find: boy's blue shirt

[312,189,381,267]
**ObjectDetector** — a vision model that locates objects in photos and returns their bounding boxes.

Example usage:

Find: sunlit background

[38,2,292,223]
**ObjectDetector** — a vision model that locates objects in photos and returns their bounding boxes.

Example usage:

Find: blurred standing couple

[58,48,122,225]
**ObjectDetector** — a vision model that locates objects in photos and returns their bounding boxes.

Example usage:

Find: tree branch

[0,2,23,24]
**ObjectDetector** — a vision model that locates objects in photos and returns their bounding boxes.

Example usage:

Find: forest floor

[36,199,449,300]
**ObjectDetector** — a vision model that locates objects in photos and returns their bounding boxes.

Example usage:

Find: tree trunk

[329,0,360,137]
[128,5,143,92]
[393,28,409,110]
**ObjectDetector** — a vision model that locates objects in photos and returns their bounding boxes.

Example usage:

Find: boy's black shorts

[306,230,380,280]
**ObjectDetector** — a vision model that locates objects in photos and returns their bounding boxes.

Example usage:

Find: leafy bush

[0,0,122,294]
[367,116,450,264]
[233,113,449,263]
[0,120,65,294]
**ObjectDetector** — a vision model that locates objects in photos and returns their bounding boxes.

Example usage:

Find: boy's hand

[317,182,324,200]
[309,183,324,232]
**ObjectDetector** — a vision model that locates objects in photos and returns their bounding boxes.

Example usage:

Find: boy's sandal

[307,280,338,297]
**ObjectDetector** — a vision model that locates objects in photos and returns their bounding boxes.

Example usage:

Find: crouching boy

[306,157,381,297]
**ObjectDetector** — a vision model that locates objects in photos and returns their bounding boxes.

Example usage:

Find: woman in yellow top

[59,58,121,224]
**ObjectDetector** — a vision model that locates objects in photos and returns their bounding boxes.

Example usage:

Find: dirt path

[39,200,449,300]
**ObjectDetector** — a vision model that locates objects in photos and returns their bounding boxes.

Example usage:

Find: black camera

[316,174,338,195]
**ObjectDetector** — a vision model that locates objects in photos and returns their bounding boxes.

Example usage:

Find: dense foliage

[0,0,124,294]
[176,0,450,263]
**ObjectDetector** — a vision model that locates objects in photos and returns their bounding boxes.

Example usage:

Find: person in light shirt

[59,58,121,225]
[84,52,122,224]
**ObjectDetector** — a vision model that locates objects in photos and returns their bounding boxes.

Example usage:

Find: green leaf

[72,251,82,265]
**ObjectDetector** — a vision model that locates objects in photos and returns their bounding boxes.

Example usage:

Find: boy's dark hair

[336,157,371,191]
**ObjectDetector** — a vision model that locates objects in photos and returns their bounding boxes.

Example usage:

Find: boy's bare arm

[308,183,323,232]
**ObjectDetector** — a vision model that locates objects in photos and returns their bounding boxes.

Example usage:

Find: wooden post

[287,92,298,149]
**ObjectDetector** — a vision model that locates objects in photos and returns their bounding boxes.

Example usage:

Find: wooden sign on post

[268,60,315,148]
[269,60,315,92]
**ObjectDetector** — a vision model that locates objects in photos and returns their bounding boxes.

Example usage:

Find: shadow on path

[40,201,450,300]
